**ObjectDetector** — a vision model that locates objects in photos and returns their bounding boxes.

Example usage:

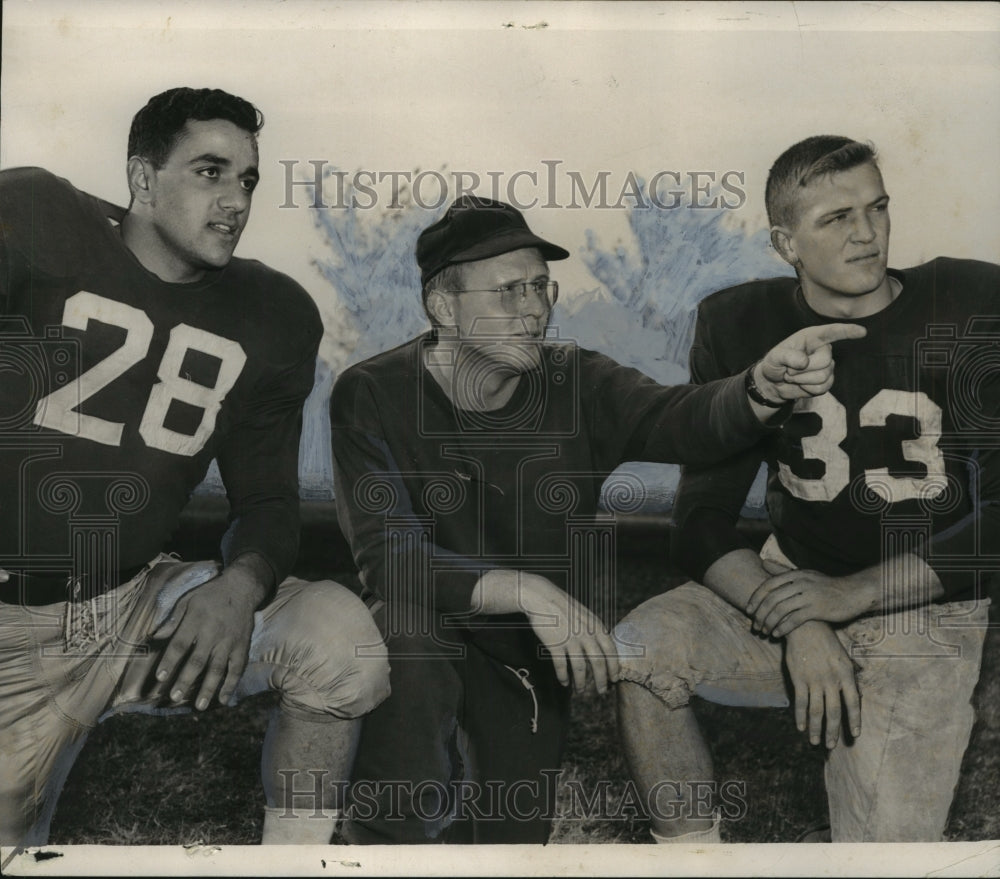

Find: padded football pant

[0,554,390,847]
[614,536,989,841]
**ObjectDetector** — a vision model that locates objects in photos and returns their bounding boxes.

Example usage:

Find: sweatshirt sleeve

[579,347,786,469]
[330,367,483,616]
[669,309,770,581]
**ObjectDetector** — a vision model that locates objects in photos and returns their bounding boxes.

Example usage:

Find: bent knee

[614,588,704,666]
[615,584,788,710]
[613,586,723,708]
[253,579,390,720]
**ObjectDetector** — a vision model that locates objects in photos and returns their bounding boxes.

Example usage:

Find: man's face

[140,118,259,282]
[444,247,553,373]
[779,162,890,308]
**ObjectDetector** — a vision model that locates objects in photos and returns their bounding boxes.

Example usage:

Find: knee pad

[257,580,390,720]
[615,588,704,663]
[613,586,720,708]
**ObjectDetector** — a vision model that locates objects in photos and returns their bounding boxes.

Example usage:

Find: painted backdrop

[3,1,998,519]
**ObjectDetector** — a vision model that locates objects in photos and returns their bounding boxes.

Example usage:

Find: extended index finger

[800,322,867,352]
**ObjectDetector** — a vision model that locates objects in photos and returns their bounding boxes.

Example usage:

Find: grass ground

[50,550,999,846]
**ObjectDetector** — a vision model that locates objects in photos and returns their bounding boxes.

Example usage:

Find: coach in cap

[329,196,863,843]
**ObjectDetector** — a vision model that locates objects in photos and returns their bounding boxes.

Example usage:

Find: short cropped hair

[765,136,878,229]
[422,263,466,327]
[127,87,264,168]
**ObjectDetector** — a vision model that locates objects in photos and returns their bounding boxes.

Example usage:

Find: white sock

[651,812,721,844]
[261,805,340,845]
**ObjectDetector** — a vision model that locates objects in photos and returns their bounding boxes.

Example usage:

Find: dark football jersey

[0,167,322,603]
[674,258,1000,600]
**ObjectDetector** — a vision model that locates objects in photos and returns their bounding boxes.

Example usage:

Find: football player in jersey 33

[0,88,389,848]
[615,135,999,843]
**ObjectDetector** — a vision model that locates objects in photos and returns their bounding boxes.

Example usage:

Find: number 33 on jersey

[779,388,946,504]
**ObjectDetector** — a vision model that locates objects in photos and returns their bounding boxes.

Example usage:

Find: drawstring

[63,577,99,650]
[504,665,538,734]
[61,558,167,651]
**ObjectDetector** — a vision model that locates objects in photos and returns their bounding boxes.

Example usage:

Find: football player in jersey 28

[0,87,389,848]
[615,136,999,842]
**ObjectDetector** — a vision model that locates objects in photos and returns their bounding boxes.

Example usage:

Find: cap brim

[449,227,570,267]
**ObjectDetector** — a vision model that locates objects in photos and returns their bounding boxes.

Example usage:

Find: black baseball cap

[416,196,570,285]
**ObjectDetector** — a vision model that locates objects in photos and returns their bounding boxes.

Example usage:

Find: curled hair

[127,87,264,168]
[765,136,878,228]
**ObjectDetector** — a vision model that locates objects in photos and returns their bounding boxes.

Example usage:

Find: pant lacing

[61,557,169,651]
[63,578,100,651]
[504,665,539,733]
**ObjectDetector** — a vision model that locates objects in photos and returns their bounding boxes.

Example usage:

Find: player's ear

[127,156,155,206]
[770,225,799,268]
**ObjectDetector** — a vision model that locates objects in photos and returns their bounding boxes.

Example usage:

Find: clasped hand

[784,621,861,749]
[746,559,865,638]
[748,561,865,749]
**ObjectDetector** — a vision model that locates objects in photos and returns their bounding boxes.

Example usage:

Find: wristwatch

[745,361,785,408]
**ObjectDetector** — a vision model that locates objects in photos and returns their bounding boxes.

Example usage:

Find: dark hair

[765,136,878,228]
[127,87,264,168]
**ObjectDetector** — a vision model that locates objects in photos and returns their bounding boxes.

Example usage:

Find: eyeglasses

[445,280,559,313]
